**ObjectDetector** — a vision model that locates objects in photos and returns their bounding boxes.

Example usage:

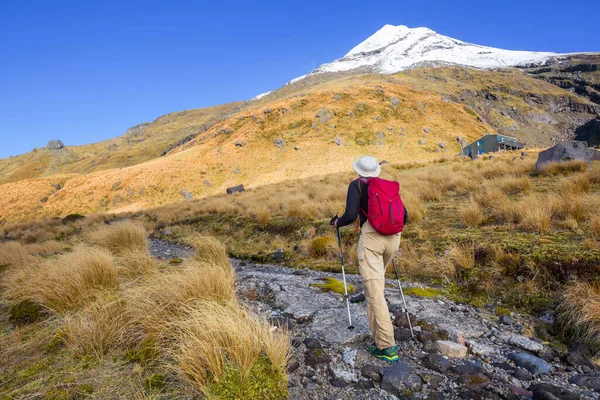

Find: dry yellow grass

[61,293,138,358]
[129,261,236,337]
[450,242,475,270]
[0,241,32,268]
[3,246,119,313]
[117,249,158,279]
[87,221,148,255]
[517,194,553,233]
[185,234,231,267]
[460,199,484,227]
[558,281,600,351]
[173,302,289,395]
[539,160,589,176]
[591,215,600,238]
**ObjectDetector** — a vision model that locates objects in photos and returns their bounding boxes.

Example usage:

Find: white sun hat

[352,155,381,177]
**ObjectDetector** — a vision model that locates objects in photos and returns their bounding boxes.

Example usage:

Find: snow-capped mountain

[299,24,559,79]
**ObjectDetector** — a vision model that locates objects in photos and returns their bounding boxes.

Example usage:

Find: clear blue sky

[1,0,598,158]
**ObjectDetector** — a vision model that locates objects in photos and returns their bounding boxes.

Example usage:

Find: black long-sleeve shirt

[337,178,408,228]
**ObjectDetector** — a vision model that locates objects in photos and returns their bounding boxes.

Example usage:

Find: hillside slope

[0,102,246,184]
[1,66,599,224]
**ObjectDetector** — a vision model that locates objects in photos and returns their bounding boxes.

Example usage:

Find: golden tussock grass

[173,302,289,392]
[460,199,484,227]
[87,221,148,255]
[61,293,139,358]
[402,192,425,223]
[309,236,337,258]
[517,194,553,233]
[3,246,119,313]
[0,241,33,268]
[497,176,532,195]
[129,261,236,337]
[591,215,600,238]
[395,241,455,281]
[449,242,475,270]
[185,234,231,267]
[117,249,158,279]
[539,160,589,176]
[558,281,600,351]
[559,174,591,196]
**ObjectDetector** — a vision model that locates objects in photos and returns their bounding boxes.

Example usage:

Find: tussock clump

[88,221,148,255]
[558,281,600,351]
[0,241,32,268]
[62,293,138,358]
[591,215,600,239]
[497,176,532,195]
[402,192,425,223]
[185,234,231,267]
[449,242,475,270]
[117,249,158,279]
[460,199,483,227]
[3,246,119,313]
[517,194,553,233]
[173,302,289,398]
[130,261,236,335]
[539,160,589,176]
[309,236,337,258]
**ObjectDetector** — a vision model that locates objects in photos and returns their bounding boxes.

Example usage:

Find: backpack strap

[355,177,369,232]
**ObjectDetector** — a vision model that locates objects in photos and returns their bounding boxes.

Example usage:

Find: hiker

[330,155,407,363]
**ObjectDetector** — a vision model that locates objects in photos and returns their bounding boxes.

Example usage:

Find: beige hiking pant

[357,221,401,349]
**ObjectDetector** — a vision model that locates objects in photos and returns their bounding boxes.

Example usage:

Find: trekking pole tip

[348,326,355,331]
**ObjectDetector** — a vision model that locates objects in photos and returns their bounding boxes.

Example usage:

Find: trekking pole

[336,227,355,331]
[392,233,414,338]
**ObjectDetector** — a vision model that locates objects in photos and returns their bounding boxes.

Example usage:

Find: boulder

[423,354,451,373]
[304,348,331,366]
[507,352,550,375]
[380,362,422,395]
[434,340,468,358]
[394,327,413,342]
[499,315,516,325]
[506,334,543,352]
[424,127,431,133]
[342,348,357,368]
[457,136,469,147]
[453,360,483,375]
[591,149,600,160]
[460,373,490,390]
[46,140,65,150]
[268,316,295,331]
[226,184,245,194]
[361,364,381,382]
[419,139,426,145]
[303,337,322,349]
[439,142,446,149]
[333,136,344,146]
[390,97,400,106]
[569,374,600,392]
[287,358,300,372]
[180,189,193,200]
[235,140,246,147]
[535,141,592,170]
[565,342,596,369]
[274,138,286,148]
[316,108,333,123]
[528,383,579,400]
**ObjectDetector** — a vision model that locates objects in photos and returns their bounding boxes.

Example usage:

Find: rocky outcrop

[46,140,65,150]
[535,141,593,170]
[226,184,245,194]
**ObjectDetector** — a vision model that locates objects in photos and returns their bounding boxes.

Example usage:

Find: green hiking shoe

[369,345,399,363]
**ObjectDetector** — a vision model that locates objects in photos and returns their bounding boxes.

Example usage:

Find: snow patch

[251,91,272,100]
[289,24,562,83]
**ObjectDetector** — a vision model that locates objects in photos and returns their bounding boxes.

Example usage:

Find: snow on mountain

[296,24,558,80]
[251,91,273,101]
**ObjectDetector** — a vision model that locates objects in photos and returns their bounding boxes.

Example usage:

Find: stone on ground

[380,362,422,395]
[535,141,592,170]
[434,340,468,358]
[507,352,550,375]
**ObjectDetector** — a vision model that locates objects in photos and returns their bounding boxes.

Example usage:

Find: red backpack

[359,177,405,235]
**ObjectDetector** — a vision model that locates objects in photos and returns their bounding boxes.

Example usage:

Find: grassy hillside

[1,65,598,225]
[0,101,245,184]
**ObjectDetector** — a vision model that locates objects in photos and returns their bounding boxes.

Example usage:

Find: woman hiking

[330,155,407,363]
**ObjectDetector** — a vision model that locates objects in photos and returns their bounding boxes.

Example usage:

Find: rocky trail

[149,239,600,400]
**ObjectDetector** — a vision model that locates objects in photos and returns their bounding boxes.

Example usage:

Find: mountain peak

[304,24,558,78]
